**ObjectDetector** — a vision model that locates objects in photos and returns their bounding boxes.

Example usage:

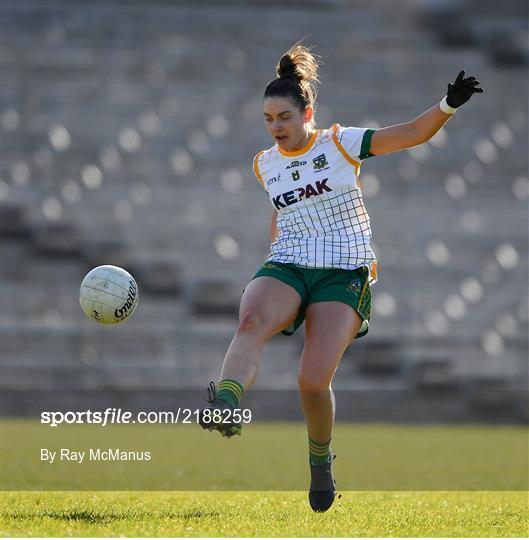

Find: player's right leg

[199,276,302,436]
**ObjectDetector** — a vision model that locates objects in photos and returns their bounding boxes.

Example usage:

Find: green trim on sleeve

[359,129,376,160]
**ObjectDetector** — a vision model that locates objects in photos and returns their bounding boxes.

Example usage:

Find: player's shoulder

[253,143,279,165]
[252,144,280,186]
[253,143,283,178]
[316,124,368,146]
[330,123,369,137]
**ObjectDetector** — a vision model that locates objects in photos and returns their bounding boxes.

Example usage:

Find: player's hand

[446,70,483,108]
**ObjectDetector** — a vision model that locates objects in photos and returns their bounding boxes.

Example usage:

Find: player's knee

[298,371,331,393]
[237,310,268,336]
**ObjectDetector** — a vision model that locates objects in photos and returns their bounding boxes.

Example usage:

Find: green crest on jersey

[313,153,329,171]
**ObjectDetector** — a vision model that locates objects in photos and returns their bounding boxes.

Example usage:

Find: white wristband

[439,96,458,115]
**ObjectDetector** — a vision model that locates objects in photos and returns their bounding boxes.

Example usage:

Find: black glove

[446,70,483,108]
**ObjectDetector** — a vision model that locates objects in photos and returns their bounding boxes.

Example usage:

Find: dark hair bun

[275,43,320,84]
[277,54,299,80]
[264,43,320,114]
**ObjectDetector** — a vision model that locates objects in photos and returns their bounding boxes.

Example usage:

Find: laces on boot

[205,381,217,404]
[204,381,231,408]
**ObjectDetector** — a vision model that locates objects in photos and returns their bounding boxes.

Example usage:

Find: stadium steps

[1,0,527,394]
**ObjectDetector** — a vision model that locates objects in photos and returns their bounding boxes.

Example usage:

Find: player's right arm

[252,150,278,242]
[270,210,278,242]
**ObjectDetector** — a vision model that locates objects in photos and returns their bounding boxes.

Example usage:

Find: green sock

[216,379,244,408]
[309,436,332,465]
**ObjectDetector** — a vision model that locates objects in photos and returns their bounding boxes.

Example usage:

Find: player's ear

[304,106,314,124]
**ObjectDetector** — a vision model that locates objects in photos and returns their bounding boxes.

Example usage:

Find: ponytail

[264,43,321,121]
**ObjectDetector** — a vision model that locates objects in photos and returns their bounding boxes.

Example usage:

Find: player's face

[263,96,314,152]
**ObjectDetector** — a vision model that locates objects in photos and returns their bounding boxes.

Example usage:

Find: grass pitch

[2,420,526,491]
[1,420,528,536]
[1,490,528,537]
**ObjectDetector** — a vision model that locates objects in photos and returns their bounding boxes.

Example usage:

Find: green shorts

[251,261,372,339]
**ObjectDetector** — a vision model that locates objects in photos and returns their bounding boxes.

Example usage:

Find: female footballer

[199,44,483,512]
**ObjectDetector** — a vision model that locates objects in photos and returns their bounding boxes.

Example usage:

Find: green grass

[1,420,528,536]
[2,420,527,490]
[1,490,528,537]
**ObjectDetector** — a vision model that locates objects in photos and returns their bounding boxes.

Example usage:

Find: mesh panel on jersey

[268,184,377,282]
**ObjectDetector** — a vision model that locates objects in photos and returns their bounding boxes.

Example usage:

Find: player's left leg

[298,301,363,512]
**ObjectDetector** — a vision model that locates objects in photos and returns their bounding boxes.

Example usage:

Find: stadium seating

[1,0,527,421]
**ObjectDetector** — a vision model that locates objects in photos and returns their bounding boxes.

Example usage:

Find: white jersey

[253,124,378,284]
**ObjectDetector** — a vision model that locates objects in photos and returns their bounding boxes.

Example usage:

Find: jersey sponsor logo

[291,170,300,181]
[272,179,332,209]
[313,153,329,172]
[286,160,307,169]
[266,172,282,186]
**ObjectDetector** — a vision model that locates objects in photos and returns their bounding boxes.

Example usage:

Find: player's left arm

[369,70,483,156]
